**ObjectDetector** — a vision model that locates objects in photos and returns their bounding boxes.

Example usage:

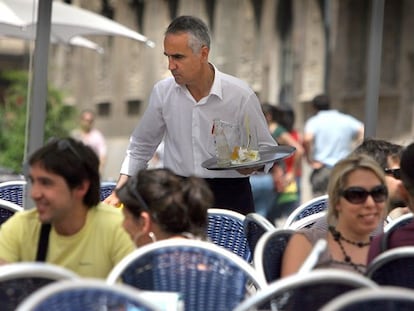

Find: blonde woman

[281,154,388,276]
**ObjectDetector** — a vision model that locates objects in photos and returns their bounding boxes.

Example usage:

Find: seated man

[368,142,414,263]
[0,138,135,278]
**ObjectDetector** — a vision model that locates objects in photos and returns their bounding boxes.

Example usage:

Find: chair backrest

[106,239,266,311]
[287,211,327,230]
[384,213,413,233]
[16,279,161,311]
[0,180,118,206]
[233,268,377,311]
[253,228,295,283]
[0,262,79,311]
[0,198,23,225]
[380,213,414,252]
[366,246,414,288]
[0,180,27,207]
[207,208,251,261]
[283,194,328,228]
[99,181,117,201]
[243,212,275,255]
[320,286,414,311]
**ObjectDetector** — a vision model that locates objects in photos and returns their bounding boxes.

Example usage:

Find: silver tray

[201,145,296,170]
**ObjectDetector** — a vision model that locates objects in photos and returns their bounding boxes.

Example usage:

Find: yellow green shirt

[0,203,135,278]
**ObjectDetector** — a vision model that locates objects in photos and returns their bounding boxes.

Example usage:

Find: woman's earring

[148,231,157,243]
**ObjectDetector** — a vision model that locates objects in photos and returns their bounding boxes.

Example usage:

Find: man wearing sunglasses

[352,138,408,220]
[368,142,414,262]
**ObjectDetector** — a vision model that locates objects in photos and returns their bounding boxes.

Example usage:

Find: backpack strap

[36,223,52,262]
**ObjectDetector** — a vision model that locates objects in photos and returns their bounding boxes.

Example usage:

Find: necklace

[329,226,368,274]
[328,226,371,248]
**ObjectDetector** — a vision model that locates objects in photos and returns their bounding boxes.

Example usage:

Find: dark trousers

[204,177,255,215]
[310,165,332,196]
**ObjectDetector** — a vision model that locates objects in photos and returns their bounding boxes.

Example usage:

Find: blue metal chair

[320,286,414,311]
[106,239,266,311]
[0,180,26,207]
[283,194,328,228]
[0,198,23,225]
[207,208,251,262]
[384,213,413,233]
[16,279,161,311]
[0,180,117,207]
[243,212,275,256]
[234,269,377,311]
[366,246,414,289]
[287,210,327,230]
[253,228,295,283]
[0,262,78,311]
[99,181,116,201]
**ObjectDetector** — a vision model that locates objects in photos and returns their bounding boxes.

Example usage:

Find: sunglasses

[57,139,83,161]
[384,168,401,180]
[126,177,150,211]
[340,185,388,204]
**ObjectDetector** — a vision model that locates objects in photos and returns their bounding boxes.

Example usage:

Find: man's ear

[200,45,209,62]
[75,180,90,200]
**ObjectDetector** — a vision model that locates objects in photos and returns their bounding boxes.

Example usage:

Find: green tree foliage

[0,70,77,173]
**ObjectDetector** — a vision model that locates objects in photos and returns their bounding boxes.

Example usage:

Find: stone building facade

[1,0,413,179]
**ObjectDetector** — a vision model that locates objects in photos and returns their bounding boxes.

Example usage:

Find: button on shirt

[120,65,277,178]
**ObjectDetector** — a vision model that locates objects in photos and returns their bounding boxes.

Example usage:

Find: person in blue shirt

[304,94,364,197]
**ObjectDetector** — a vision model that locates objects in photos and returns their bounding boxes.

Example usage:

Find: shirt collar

[209,63,223,100]
[173,63,223,100]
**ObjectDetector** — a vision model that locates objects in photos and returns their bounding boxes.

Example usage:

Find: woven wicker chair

[283,194,328,228]
[253,228,295,283]
[0,198,23,225]
[366,246,414,288]
[0,262,78,311]
[16,279,160,311]
[321,286,414,311]
[0,180,26,207]
[207,208,251,261]
[243,212,275,255]
[0,180,118,206]
[107,239,266,311]
[234,269,377,311]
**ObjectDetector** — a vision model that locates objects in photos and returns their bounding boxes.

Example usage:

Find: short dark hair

[351,138,403,170]
[400,142,414,196]
[29,137,100,207]
[165,15,210,52]
[274,105,295,132]
[312,94,330,111]
[261,103,276,121]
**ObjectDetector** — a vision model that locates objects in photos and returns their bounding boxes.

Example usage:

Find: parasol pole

[23,0,53,209]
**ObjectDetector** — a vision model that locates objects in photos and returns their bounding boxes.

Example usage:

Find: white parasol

[0,0,155,208]
[0,0,155,47]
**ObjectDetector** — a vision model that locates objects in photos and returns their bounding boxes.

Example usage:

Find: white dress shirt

[120,65,277,178]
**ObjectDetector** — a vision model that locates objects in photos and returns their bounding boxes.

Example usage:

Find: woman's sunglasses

[126,177,150,211]
[384,168,401,180]
[340,185,388,204]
